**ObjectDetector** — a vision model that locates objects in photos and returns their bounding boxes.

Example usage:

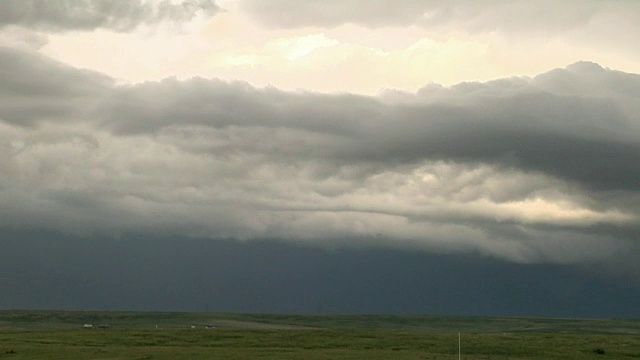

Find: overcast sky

[1,1,640,315]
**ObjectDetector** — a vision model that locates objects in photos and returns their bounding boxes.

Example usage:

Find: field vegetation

[0,311,639,359]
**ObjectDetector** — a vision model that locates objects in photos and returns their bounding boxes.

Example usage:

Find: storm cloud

[4,232,640,316]
[0,0,220,32]
[1,46,639,269]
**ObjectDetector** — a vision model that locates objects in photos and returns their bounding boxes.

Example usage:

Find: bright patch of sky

[34,0,640,94]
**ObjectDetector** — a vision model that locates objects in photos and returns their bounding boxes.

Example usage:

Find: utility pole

[458,331,461,360]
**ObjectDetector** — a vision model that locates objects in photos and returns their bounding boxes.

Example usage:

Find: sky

[1,0,640,317]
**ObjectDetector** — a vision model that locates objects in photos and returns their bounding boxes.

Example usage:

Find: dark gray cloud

[0,47,112,126]
[96,61,640,193]
[0,47,639,269]
[0,0,220,32]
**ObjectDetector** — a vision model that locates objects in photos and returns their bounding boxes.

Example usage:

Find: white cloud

[238,0,636,35]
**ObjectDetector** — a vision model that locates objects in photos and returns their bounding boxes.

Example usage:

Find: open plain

[0,311,639,359]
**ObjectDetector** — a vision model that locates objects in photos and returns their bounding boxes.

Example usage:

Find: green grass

[0,328,639,359]
[3,311,639,333]
[0,311,639,359]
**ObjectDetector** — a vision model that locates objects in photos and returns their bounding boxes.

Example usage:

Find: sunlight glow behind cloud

[28,1,639,94]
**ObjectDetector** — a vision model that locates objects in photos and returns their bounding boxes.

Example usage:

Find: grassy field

[0,311,639,359]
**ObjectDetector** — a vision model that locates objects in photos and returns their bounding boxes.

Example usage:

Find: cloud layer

[0,0,219,32]
[1,46,639,267]
[240,0,638,34]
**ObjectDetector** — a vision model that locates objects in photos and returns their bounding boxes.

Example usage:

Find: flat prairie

[0,311,638,359]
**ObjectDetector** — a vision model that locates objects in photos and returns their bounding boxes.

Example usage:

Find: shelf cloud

[1,46,638,268]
